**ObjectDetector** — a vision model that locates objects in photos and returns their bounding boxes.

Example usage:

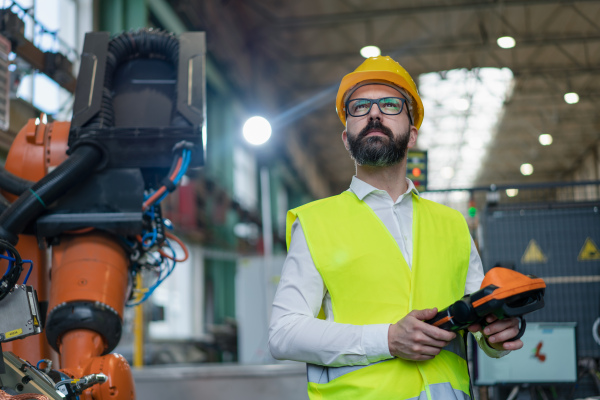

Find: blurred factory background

[0,0,599,399]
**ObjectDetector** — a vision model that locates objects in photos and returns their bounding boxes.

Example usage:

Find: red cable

[142,156,183,210]
[158,231,189,262]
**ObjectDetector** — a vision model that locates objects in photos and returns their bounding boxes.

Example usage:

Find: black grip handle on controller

[424,307,455,331]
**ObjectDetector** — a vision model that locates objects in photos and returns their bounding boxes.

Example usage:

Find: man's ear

[407,126,419,149]
[342,130,350,150]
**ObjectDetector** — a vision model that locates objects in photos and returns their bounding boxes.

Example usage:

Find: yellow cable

[133,273,144,368]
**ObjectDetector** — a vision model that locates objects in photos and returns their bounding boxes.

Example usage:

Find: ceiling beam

[284,34,600,64]
[255,0,599,30]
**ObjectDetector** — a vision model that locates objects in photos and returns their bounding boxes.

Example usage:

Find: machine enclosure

[69,31,206,169]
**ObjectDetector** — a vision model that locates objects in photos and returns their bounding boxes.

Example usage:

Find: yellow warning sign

[521,239,547,264]
[578,238,600,261]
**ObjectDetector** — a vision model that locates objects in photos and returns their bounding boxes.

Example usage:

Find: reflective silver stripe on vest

[407,382,470,400]
[307,337,466,385]
[306,359,388,384]
[442,335,466,360]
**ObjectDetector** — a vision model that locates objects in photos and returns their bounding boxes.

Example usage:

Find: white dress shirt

[269,176,506,367]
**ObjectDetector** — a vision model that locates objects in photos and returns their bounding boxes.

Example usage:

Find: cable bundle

[125,146,192,306]
[142,147,192,211]
[0,239,33,301]
[127,231,189,307]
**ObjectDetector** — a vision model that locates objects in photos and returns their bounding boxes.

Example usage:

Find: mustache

[357,120,394,141]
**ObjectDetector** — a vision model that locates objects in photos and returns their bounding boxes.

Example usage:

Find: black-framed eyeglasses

[346,97,407,118]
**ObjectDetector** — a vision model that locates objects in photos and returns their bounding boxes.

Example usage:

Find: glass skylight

[417,68,514,189]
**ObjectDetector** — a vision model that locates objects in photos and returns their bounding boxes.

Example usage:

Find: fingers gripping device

[425,267,547,340]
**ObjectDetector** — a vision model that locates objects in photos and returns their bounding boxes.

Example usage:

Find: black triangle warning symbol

[521,239,547,264]
[578,238,600,261]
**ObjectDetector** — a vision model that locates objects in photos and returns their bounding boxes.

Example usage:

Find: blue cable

[144,205,155,218]
[141,149,191,211]
[141,231,157,248]
[127,239,180,307]
[126,254,166,307]
[173,149,191,184]
[154,191,169,205]
[0,253,15,276]
[22,260,33,284]
[140,205,158,248]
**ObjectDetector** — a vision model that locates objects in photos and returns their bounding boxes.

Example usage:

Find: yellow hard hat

[336,56,424,129]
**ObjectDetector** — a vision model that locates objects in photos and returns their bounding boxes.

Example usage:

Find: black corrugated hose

[0,144,103,244]
[86,29,179,130]
[0,168,33,216]
[0,167,33,195]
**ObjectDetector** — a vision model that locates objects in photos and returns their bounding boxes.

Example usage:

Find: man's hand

[468,315,524,351]
[388,308,457,361]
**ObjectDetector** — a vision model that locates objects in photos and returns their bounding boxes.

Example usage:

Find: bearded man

[268,56,523,400]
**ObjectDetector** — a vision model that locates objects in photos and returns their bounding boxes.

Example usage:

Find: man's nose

[368,101,382,119]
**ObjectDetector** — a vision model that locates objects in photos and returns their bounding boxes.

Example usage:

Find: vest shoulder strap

[286,191,357,250]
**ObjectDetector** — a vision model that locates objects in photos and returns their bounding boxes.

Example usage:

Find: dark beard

[346,120,410,167]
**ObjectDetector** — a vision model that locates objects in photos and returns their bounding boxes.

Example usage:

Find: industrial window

[12,0,91,119]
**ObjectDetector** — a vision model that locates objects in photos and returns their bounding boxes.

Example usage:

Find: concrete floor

[133,362,307,400]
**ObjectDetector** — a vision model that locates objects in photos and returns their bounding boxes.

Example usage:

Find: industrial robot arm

[0,28,206,400]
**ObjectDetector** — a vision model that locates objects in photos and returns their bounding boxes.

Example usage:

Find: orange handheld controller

[425,267,546,340]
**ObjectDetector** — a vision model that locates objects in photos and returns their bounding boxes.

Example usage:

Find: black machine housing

[69,30,206,169]
[36,29,206,238]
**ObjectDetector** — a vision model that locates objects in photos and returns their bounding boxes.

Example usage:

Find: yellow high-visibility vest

[287,191,471,400]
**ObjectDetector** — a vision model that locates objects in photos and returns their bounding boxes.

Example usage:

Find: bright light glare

[520,163,534,176]
[539,134,553,146]
[564,92,579,104]
[454,99,470,111]
[506,188,519,197]
[243,116,272,145]
[441,166,455,179]
[360,45,381,58]
[497,36,516,49]
[417,67,514,189]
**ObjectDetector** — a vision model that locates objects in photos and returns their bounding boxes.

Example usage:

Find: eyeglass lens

[347,97,405,117]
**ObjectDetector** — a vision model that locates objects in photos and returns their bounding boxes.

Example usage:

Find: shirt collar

[349,176,420,201]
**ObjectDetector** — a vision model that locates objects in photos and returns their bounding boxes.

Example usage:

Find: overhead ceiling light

[506,188,519,197]
[520,163,534,176]
[360,45,381,58]
[441,166,455,179]
[454,98,470,111]
[564,92,579,104]
[539,133,553,146]
[497,36,516,49]
[243,116,272,145]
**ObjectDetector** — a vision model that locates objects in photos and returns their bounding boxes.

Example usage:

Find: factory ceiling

[167,0,600,198]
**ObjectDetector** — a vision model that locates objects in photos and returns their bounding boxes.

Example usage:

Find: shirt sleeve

[268,219,393,367]
[466,237,511,358]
